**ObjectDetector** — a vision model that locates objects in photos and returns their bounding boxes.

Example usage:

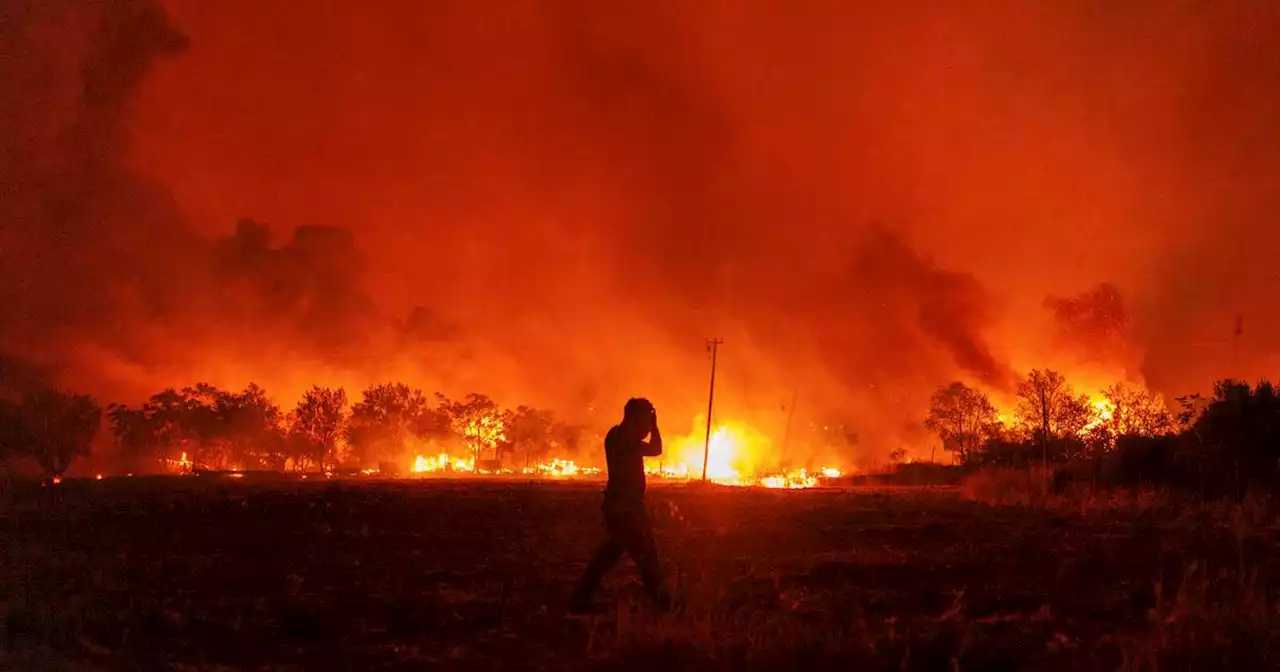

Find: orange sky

[6,0,1280,463]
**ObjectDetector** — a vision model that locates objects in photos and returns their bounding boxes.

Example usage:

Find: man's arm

[641,424,662,457]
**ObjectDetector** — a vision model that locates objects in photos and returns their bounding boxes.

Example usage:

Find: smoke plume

[6,1,1280,465]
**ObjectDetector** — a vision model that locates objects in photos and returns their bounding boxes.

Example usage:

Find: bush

[1109,434,1182,489]
[846,462,967,486]
[972,436,1083,468]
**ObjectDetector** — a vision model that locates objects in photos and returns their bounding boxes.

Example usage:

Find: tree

[288,386,347,470]
[1103,383,1173,436]
[549,421,586,457]
[437,393,509,464]
[174,383,228,468]
[106,383,286,472]
[924,382,999,464]
[106,387,206,472]
[505,406,555,469]
[2,390,101,479]
[141,387,204,468]
[1180,379,1280,499]
[214,384,286,469]
[107,403,158,472]
[1014,370,1092,440]
[347,383,435,467]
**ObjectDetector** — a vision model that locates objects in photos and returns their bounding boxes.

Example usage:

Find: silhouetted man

[569,398,672,614]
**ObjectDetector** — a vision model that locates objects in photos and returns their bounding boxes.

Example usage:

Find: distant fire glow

[395,417,843,488]
[645,420,842,489]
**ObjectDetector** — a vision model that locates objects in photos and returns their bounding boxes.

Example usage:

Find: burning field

[8,1,1280,667]
[4,478,1278,670]
[401,419,842,490]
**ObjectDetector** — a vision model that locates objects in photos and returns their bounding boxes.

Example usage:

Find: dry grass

[2,477,1278,669]
[960,466,1055,507]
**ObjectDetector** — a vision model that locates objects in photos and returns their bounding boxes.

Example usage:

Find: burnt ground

[2,478,1278,670]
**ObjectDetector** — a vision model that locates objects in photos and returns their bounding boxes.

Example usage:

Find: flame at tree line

[16,363,1178,484]
[133,377,1157,487]
[405,417,844,489]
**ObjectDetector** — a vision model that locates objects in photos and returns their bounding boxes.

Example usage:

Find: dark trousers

[572,501,666,604]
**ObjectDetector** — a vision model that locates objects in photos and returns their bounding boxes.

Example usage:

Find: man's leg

[570,536,624,610]
[616,510,670,609]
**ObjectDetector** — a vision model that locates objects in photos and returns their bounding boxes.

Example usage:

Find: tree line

[924,370,1280,499]
[1,382,586,479]
[924,369,1173,465]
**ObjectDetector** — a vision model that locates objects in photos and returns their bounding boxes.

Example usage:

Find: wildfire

[644,421,843,489]
[407,452,599,478]
[358,416,844,488]
[528,458,594,477]
[411,452,475,474]
[166,451,193,474]
[1080,397,1115,434]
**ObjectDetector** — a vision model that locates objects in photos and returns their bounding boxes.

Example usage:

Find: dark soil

[1,478,1275,670]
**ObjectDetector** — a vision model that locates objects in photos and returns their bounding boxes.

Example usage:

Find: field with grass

[2,477,1277,670]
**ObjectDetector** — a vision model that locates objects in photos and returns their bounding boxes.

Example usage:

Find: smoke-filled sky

[5,0,1280,461]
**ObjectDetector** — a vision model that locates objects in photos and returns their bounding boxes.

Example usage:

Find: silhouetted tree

[549,420,586,457]
[175,383,227,468]
[287,386,347,470]
[1103,383,1173,437]
[106,388,202,471]
[214,384,286,469]
[924,381,999,464]
[437,393,508,464]
[1086,382,1174,453]
[1,390,101,479]
[505,406,555,469]
[347,383,434,467]
[107,383,285,471]
[1181,379,1280,499]
[107,403,157,472]
[1014,370,1091,441]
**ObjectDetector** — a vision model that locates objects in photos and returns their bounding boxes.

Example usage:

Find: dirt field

[1,477,1276,670]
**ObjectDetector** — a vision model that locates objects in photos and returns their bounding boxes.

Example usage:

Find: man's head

[622,397,656,433]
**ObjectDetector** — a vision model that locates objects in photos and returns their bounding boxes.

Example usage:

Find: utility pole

[702,338,724,482]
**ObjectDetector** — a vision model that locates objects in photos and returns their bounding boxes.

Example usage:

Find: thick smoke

[1,0,191,392]
[7,1,1280,465]
[1044,284,1136,375]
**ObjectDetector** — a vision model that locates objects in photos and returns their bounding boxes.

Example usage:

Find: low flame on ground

[399,420,836,487]
[645,421,842,489]
[407,452,600,478]
[412,453,475,474]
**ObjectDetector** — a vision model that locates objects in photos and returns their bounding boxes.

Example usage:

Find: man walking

[569,398,672,613]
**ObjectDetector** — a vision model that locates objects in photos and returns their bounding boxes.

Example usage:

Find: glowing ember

[94,473,103,480]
